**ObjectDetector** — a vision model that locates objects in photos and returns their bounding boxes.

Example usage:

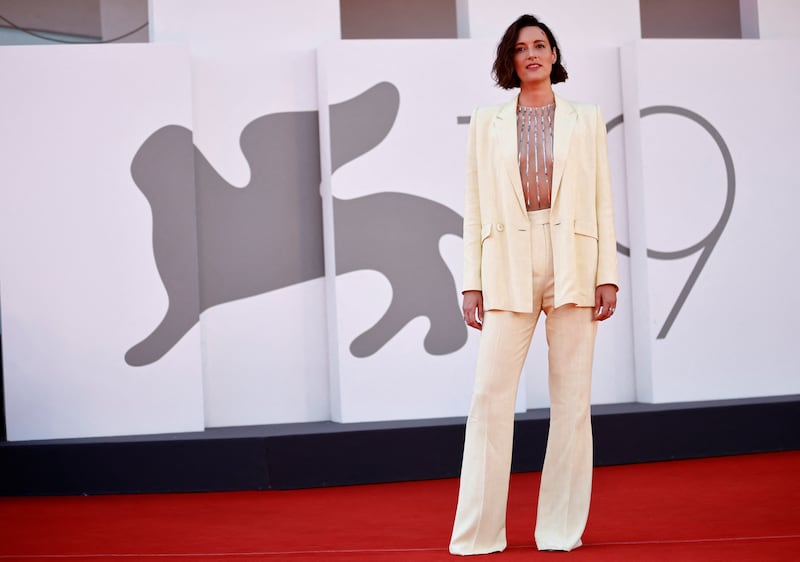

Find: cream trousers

[450,208,598,554]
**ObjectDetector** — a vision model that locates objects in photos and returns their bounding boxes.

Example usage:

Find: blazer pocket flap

[481,223,493,242]
[574,220,598,239]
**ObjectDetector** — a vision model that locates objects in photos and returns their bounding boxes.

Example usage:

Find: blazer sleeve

[594,105,620,290]
[462,108,482,293]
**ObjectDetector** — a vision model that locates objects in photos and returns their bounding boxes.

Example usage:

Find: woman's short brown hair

[492,14,568,89]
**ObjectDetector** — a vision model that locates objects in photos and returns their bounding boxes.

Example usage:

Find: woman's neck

[518,83,555,108]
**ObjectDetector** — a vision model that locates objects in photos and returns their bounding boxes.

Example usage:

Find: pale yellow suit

[462,93,618,306]
[450,94,619,554]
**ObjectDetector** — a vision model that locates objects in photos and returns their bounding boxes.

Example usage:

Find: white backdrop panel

[150,0,341,45]
[0,44,204,441]
[318,40,514,422]
[629,40,800,402]
[149,0,341,427]
[166,43,330,427]
[757,0,800,39]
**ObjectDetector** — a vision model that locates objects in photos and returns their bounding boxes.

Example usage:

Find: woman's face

[513,26,557,86]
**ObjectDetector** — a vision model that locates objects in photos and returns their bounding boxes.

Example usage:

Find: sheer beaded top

[517,103,555,211]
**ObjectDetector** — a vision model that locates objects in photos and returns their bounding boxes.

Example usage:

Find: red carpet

[0,451,798,561]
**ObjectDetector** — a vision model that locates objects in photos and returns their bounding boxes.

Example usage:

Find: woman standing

[450,14,619,554]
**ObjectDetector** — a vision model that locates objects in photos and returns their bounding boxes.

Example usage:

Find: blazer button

[496,223,505,232]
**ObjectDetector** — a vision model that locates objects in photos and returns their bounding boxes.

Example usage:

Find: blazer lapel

[494,97,528,214]
[551,94,577,205]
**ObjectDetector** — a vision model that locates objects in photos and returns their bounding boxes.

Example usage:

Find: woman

[450,14,619,554]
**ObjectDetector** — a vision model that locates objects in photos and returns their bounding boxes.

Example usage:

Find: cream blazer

[463,93,619,311]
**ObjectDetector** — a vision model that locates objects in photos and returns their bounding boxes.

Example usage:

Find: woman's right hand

[462,290,484,331]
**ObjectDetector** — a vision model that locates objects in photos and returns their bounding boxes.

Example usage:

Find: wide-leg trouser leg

[450,208,597,555]
[449,309,538,555]
[534,304,597,551]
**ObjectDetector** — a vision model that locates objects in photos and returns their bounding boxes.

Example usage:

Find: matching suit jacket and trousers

[450,93,620,554]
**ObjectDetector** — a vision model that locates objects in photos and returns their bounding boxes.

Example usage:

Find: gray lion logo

[126,82,467,366]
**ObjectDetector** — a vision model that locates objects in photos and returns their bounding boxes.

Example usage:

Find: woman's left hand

[594,284,618,321]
